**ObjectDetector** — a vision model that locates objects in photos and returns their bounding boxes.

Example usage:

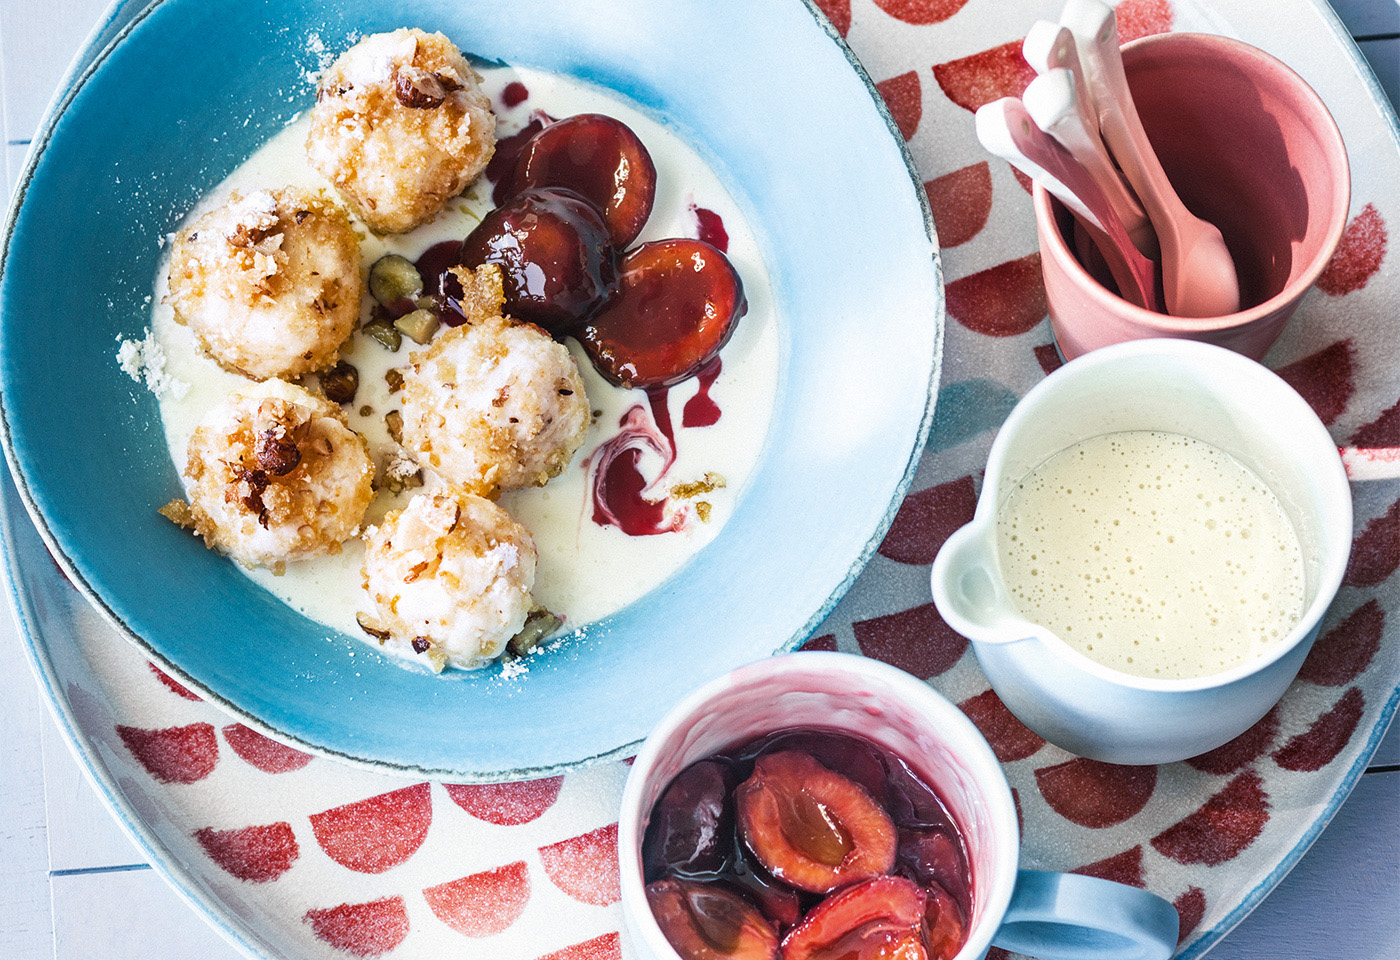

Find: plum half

[922,881,967,960]
[507,113,658,247]
[735,751,897,895]
[580,238,745,389]
[644,760,734,881]
[780,876,930,960]
[646,879,779,960]
[459,186,618,333]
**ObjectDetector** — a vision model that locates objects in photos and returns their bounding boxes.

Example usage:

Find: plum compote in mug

[619,652,1180,960]
[932,339,1352,764]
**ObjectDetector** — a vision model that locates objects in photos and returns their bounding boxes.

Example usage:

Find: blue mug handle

[991,870,1180,960]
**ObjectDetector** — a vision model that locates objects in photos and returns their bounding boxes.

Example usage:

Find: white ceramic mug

[618,652,1180,960]
[931,339,1353,764]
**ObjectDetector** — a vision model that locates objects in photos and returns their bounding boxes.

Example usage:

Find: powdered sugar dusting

[116,328,190,400]
[301,30,347,86]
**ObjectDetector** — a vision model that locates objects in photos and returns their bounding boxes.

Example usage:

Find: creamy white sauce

[148,65,779,664]
[996,431,1305,680]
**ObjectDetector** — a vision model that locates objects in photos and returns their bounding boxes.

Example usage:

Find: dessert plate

[5,0,1399,959]
[0,0,942,779]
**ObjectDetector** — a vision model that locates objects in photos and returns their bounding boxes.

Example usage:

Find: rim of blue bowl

[0,0,944,782]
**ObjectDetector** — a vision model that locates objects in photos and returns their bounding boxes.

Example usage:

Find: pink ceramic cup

[1035,32,1350,361]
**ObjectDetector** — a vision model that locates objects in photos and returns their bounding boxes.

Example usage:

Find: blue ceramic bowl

[0,0,942,780]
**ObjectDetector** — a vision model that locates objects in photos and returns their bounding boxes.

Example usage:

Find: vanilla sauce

[996,431,1306,680]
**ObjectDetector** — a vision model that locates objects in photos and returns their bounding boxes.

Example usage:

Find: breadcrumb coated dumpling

[359,491,536,671]
[184,380,374,569]
[167,187,360,381]
[399,266,590,497]
[307,28,496,234]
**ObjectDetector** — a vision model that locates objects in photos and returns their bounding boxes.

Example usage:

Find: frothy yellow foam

[996,431,1305,680]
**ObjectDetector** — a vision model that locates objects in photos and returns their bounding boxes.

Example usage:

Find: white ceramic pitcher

[931,340,1352,764]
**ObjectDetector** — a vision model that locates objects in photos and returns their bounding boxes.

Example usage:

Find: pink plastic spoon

[1021,51,1157,258]
[976,97,1159,311]
[1061,0,1240,317]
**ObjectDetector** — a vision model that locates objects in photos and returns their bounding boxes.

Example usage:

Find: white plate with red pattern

[7,0,1400,958]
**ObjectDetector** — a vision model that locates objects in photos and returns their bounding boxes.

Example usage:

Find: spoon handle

[1023,21,1100,143]
[975,97,1100,228]
[1059,0,1185,229]
[976,97,1158,311]
[1022,24,1157,258]
[1022,68,1157,259]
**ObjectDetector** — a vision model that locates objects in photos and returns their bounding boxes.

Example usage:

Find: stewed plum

[507,113,658,247]
[727,844,805,932]
[581,239,746,389]
[780,876,929,960]
[458,186,618,333]
[896,828,971,910]
[471,112,747,393]
[922,881,967,960]
[641,730,972,960]
[645,760,734,879]
[486,116,549,206]
[647,879,780,960]
[735,751,897,894]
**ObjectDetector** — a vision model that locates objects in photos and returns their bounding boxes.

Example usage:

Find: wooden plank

[1371,713,1400,767]
[41,719,155,872]
[51,868,248,960]
[1357,36,1400,115]
[0,611,56,960]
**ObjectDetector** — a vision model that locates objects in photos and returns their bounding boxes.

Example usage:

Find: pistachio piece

[394,308,440,345]
[368,254,423,308]
[363,318,402,352]
[507,607,564,658]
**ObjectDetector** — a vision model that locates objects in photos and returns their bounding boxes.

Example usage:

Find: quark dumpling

[307,28,496,234]
[182,381,374,570]
[359,491,536,671]
[400,266,590,497]
[167,187,361,381]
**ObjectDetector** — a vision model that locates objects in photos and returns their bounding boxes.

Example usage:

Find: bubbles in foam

[996,431,1305,680]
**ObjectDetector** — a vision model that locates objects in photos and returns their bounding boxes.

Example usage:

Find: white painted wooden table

[0,1,1396,958]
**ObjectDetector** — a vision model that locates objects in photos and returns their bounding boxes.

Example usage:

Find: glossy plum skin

[476,112,744,391]
[645,760,734,880]
[581,238,746,389]
[646,878,779,960]
[923,881,967,960]
[507,113,658,247]
[486,116,549,206]
[458,186,618,332]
